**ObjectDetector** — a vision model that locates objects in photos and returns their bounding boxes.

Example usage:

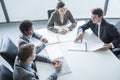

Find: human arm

[47,61,62,80]
[108,25,120,48]
[33,32,48,43]
[67,10,77,31]
[47,12,59,33]
[74,20,92,42]
[100,24,120,50]
[35,55,62,80]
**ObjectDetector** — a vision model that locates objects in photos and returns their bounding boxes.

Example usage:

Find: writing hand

[55,61,62,73]
[41,37,48,43]
[74,33,83,42]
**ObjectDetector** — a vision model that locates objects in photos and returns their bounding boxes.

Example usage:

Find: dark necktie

[95,24,98,36]
[32,61,37,72]
[32,61,39,79]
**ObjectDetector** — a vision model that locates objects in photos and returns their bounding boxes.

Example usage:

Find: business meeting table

[34,21,120,80]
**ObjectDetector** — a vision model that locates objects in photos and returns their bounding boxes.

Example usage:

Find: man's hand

[54,61,62,73]
[101,43,112,50]
[51,60,62,65]
[41,37,48,43]
[74,33,83,42]
[51,60,62,72]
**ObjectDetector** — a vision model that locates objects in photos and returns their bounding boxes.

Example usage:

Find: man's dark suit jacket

[18,32,45,54]
[78,18,120,48]
[13,56,57,80]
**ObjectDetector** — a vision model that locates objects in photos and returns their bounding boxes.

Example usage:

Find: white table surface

[35,21,120,80]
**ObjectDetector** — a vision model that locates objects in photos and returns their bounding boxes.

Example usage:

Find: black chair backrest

[0,64,13,80]
[0,37,18,68]
[115,21,120,33]
[47,9,55,19]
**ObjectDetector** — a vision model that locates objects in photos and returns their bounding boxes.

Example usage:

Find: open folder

[46,45,72,76]
[68,42,104,52]
[87,42,104,51]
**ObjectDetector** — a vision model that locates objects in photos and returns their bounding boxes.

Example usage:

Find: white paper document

[35,28,59,45]
[68,42,86,51]
[46,45,72,76]
[68,42,104,52]
[45,35,59,45]
[87,42,104,51]
[46,45,63,60]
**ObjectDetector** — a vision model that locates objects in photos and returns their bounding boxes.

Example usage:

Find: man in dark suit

[13,44,62,80]
[19,20,48,54]
[74,8,120,56]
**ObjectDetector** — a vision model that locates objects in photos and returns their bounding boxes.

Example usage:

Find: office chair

[47,9,55,19]
[0,65,13,80]
[112,21,120,57]
[115,20,120,32]
[0,37,18,68]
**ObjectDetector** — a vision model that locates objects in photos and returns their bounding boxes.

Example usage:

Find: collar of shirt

[20,60,33,69]
[96,21,102,38]
[97,21,101,26]
[24,35,32,42]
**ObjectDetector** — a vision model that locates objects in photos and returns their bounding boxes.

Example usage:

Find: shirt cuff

[110,43,114,48]
[78,29,83,34]
[40,36,43,41]
[47,58,51,63]
[52,71,58,77]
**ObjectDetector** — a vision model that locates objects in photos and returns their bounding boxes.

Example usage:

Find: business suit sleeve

[19,39,28,47]
[108,25,120,48]
[35,55,50,63]
[32,32,43,40]
[21,73,38,80]
[47,74,57,80]
[67,10,77,31]
[47,13,59,33]
[15,69,38,80]
[18,35,29,47]
[78,20,92,33]
[36,43,45,54]
[35,55,58,80]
